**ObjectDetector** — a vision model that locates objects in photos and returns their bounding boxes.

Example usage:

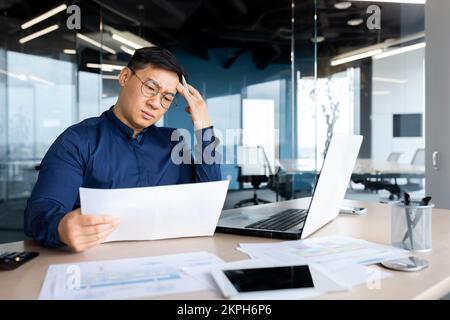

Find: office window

[242,99,276,173]
[297,69,357,164]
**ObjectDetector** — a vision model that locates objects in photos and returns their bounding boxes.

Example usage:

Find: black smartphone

[212,265,314,298]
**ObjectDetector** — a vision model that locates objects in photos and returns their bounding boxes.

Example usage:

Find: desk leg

[276,178,279,202]
[291,174,295,200]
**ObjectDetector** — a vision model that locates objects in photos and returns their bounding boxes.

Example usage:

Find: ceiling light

[76,33,117,55]
[102,75,119,80]
[29,75,55,86]
[331,49,383,66]
[105,26,155,50]
[21,4,67,29]
[86,63,125,72]
[373,91,391,96]
[63,49,77,55]
[19,24,59,44]
[311,36,326,43]
[373,42,426,60]
[112,33,142,50]
[350,0,425,4]
[347,18,364,26]
[373,77,408,84]
[120,45,135,56]
[334,2,352,9]
[0,69,26,80]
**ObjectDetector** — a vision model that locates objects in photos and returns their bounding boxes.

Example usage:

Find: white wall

[425,0,450,209]
[371,48,425,164]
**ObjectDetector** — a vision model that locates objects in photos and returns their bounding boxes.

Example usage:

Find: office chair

[360,152,404,200]
[383,151,403,185]
[401,148,425,193]
[387,152,403,162]
[234,145,273,208]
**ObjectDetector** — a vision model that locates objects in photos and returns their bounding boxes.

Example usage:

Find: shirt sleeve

[24,128,85,248]
[193,126,222,182]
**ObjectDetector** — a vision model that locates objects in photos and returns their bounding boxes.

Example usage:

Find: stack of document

[238,235,410,266]
[182,236,409,299]
[227,235,411,296]
[40,252,224,300]
[39,236,410,299]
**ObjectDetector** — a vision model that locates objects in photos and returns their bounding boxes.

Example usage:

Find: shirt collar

[106,106,149,142]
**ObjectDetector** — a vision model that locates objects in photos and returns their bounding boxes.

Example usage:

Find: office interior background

[0,0,430,243]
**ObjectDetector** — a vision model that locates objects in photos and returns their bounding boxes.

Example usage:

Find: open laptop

[216,133,363,240]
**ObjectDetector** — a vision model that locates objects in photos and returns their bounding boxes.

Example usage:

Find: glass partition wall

[299,0,425,203]
[0,0,425,243]
[0,0,310,242]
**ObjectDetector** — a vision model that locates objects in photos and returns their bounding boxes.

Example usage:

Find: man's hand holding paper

[79,180,229,243]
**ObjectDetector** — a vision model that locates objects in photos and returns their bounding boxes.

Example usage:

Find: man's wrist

[193,117,211,130]
[57,216,66,245]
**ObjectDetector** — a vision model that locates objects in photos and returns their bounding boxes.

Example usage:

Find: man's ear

[118,67,131,87]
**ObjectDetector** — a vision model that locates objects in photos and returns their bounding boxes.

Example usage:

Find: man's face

[116,64,179,131]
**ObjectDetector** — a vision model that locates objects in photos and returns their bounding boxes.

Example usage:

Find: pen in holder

[391,194,433,252]
[382,193,432,272]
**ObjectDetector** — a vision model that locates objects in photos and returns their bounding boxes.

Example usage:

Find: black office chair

[382,151,404,186]
[356,152,404,199]
[234,146,273,208]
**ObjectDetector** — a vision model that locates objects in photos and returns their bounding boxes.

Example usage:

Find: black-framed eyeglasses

[128,67,177,110]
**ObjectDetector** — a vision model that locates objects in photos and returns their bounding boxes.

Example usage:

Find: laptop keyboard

[245,209,308,231]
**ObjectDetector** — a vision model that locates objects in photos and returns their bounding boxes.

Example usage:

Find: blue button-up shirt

[24,107,221,247]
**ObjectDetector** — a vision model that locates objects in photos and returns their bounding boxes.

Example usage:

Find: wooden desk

[1,198,450,300]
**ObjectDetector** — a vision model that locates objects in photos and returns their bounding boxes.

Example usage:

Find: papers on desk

[79,180,229,242]
[39,252,224,300]
[238,235,410,267]
[39,235,408,300]
[207,235,408,298]
[185,257,391,299]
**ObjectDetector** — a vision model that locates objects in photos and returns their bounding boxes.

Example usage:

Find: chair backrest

[411,148,425,166]
[236,145,272,176]
[387,152,402,162]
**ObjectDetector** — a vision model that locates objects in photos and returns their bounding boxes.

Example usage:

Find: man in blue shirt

[24,47,221,252]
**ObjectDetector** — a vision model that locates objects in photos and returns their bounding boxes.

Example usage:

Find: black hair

[126,47,186,81]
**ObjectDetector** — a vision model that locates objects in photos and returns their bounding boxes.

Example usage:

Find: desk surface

[353,159,425,175]
[279,159,425,175]
[1,198,449,300]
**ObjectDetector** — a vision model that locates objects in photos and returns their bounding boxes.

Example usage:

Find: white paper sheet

[319,262,392,289]
[79,180,229,242]
[39,252,224,300]
[238,236,409,266]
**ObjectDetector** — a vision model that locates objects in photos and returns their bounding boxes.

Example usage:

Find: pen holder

[390,201,434,252]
